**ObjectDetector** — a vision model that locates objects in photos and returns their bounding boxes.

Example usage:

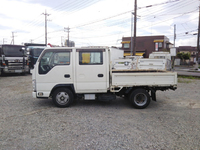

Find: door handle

[64,74,70,78]
[98,74,104,77]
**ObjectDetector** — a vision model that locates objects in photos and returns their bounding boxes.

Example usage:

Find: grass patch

[178,78,192,83]
[178,75,200,80]
[178,75,200,83]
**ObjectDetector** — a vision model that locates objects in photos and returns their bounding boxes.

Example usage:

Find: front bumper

[32,92,37,98]
[3,66,29,73]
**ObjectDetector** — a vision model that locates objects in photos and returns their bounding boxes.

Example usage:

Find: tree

[176,52,191,65]
[182,53,191,60]
[177,52,183,60]
[177,52,191,60]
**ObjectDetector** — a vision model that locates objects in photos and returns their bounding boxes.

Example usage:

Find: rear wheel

[52,88,74,108]
[129,88,150,109]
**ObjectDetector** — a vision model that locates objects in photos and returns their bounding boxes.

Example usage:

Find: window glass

[79,52,103,65]
[3,45,24,57]
[124,43,130,48]
[158,42,162,48]
[39,51,70,74]
[32,48,45,57]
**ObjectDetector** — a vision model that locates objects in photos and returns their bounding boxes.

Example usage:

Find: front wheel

[129,88,150,109]
[52,88,74,108]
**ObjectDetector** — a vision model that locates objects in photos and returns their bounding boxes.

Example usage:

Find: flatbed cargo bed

[111,69,177,87]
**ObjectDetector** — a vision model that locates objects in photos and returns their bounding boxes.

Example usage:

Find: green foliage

[177,52,183,60]
[176,52,191,60]
[183,53,191,60]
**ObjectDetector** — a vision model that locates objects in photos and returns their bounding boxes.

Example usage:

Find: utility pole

[61,36,65,47]
[3,38,7,44]
[11,32,16,45]
[133,0,137,56]
[61,36,63,47]
[172,24,176,71]
[196,6,200,68]
[42,10,50,45]
[131,12,134,56]
[64,27,70,47]
[174,24,176,47]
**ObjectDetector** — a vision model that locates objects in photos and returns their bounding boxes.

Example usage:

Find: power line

[71,0,180,29]
[29,0,194,40]
[30,0,198,46]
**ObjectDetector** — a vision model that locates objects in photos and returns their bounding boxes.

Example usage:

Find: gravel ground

[0,74,200,150]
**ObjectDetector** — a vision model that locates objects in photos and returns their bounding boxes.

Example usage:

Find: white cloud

[176,36,197,47]
[0,0,199,47]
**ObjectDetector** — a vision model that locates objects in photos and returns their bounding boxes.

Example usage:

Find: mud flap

[151,90,156,101]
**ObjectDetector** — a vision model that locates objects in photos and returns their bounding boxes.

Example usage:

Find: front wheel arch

[50,84,75,97]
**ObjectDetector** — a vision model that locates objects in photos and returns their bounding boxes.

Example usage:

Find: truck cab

[0,44,29,75]
[24,43,47,70]
[32,47,113,96]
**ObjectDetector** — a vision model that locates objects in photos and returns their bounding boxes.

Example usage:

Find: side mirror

[19,47,25,52]
[19,48,27,56]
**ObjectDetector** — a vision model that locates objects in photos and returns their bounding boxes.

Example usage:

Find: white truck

[32,47,177,109]
[0,44,29,75]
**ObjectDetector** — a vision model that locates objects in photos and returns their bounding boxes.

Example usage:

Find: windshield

[2,45,24,57]
[32,48,45,57]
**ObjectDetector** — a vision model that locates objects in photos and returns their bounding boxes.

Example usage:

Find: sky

[0,0,199,47]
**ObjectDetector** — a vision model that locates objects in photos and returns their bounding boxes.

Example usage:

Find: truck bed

[111,70,177,87]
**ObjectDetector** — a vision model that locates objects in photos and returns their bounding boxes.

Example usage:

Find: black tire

[52,88,74,108]
[1,69,5,76]
[129,88,150,109]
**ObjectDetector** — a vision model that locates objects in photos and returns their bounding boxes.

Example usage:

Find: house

[121,35,173,58]
[176,46,198,63]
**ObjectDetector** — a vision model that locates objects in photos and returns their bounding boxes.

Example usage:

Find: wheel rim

[56,92,69,105]
[134,93,147,106]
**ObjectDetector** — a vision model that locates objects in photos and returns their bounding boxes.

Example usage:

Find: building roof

[177,46,197,51]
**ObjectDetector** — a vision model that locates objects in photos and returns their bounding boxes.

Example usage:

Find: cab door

[75,49,108,93]
[36,49,73,97]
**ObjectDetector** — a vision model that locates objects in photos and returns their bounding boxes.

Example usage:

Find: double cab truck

[32,47,177,109]
[0,44,29,75]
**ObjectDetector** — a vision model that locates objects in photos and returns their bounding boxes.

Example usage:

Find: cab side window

[39,51,70,74]
[79,51,103,65]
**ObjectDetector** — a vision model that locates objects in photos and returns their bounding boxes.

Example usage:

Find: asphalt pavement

[174,66,200,77]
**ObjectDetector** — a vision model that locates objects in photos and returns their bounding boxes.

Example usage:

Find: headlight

[32,79,36,92]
